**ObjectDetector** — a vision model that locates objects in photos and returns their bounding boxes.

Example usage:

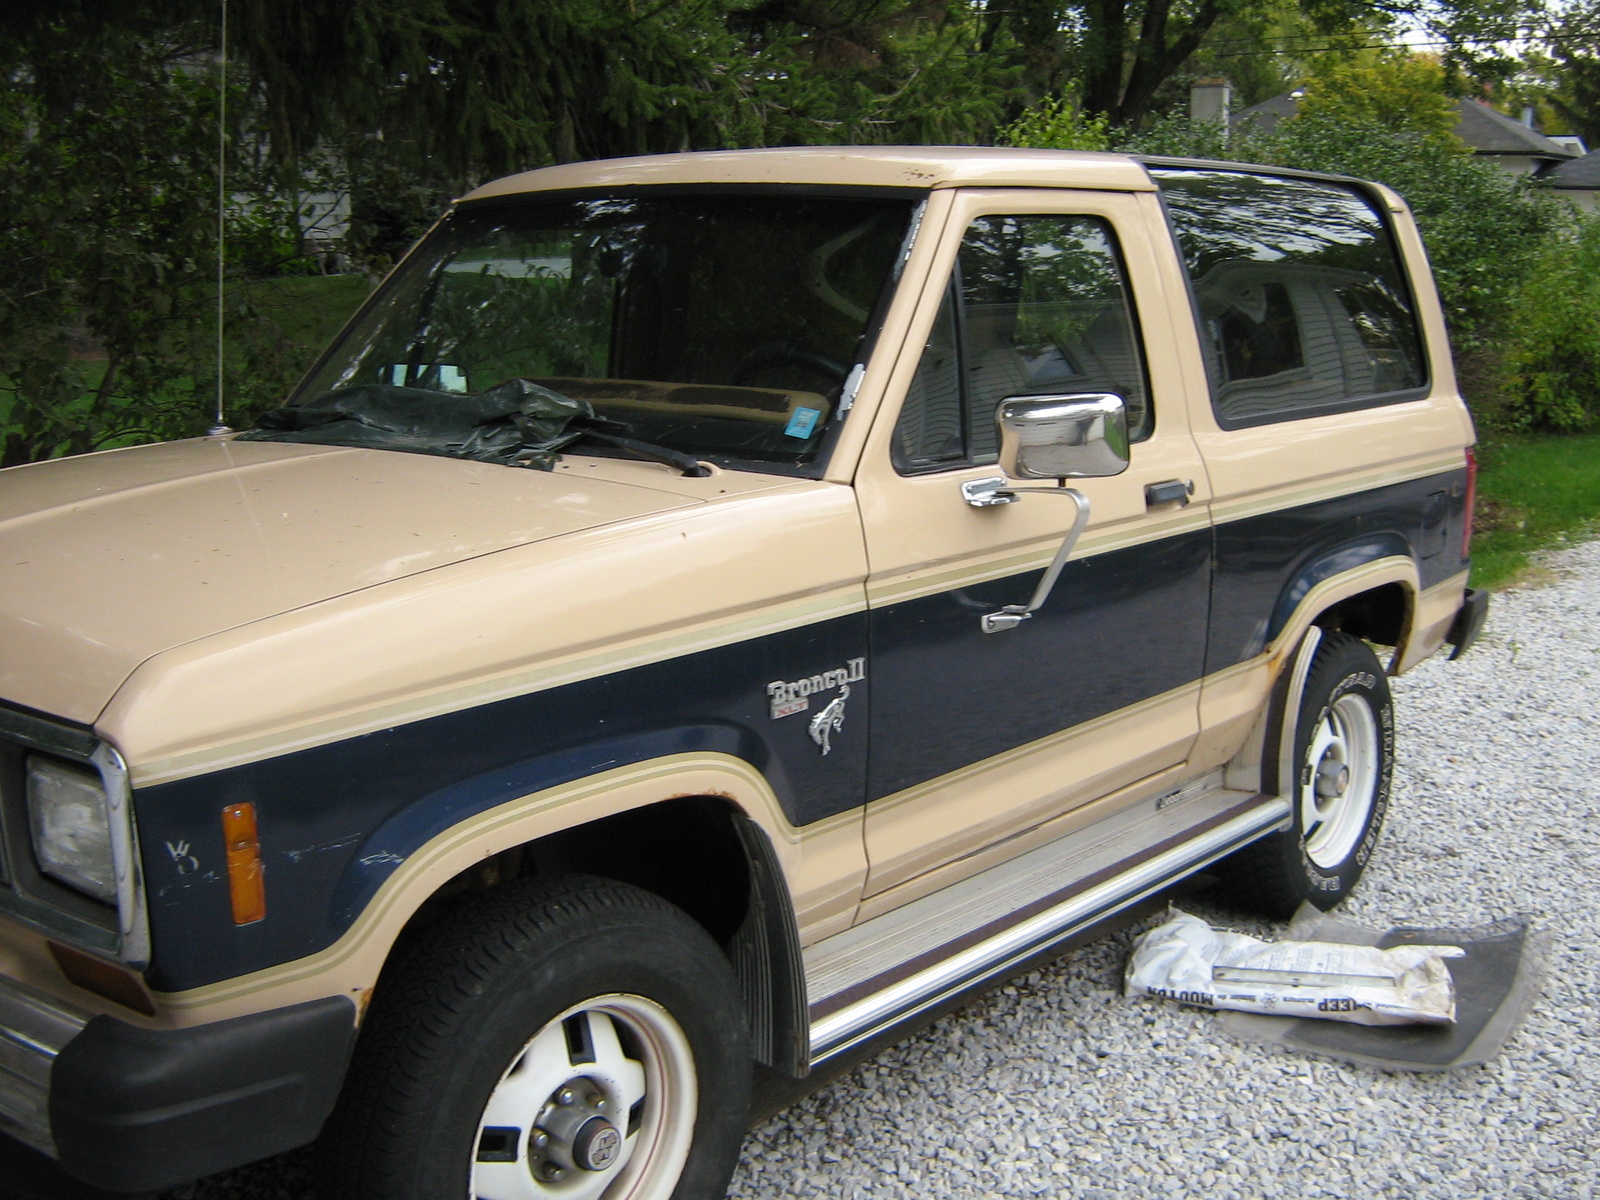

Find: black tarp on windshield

[238,378,592,469]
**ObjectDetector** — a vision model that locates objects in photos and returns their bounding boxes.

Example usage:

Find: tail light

[1461,446,1477,560]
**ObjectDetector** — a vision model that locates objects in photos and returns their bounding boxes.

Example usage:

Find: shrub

[997,97,1112,151]
[1501,214,1600,431]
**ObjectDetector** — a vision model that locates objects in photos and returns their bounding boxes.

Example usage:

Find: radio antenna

[209,0,232,436]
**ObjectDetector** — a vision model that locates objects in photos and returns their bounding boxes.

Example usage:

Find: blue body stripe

[133,468,1466,993]
[136,615,870,992]
[1208,468,1469,674]
[867,528,1212,800]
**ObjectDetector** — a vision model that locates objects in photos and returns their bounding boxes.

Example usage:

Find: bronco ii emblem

[766,657,865,720]
[808,685,850,756]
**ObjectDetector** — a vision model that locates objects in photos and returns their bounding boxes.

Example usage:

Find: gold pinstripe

[866,680,1202,817]
[865,507,1213,608]
[153,752,842,1014]
[1208,454,1463,526]
[128,585,868,788]
[131,459,1463,788]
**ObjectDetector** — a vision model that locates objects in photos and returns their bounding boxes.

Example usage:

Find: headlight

[26,755,117,903]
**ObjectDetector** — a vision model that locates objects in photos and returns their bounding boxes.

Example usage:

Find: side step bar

[805,787,1290,1063]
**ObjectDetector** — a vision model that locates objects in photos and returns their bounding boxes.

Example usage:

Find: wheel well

[526,796,752,943]
[377,795,808,1075]
[1315,582,1409,648]
[393,795,753,954]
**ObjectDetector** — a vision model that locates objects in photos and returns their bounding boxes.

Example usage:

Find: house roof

[1454,100,1575,158]
[1233,93,1298,135]
[1541,147,1600,189]
[1235,94,1578,162]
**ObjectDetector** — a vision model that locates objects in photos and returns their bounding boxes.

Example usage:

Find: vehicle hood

[0,437,703,724]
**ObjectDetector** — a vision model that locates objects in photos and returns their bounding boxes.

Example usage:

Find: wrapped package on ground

[1126,910,1465,1026]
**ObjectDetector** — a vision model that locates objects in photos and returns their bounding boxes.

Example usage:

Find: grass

[1470,430,1600,590]
[3,274,374,456]
[245,274,373,353]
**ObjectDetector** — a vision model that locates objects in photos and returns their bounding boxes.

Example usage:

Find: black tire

[1217,632,1394,918]
[318,874,751,1200]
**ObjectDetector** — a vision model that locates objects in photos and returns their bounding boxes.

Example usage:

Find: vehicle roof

[460,146,1157,201]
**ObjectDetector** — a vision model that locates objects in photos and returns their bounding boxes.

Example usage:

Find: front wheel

[319,875,751,1200]
[1218,631,1394,917]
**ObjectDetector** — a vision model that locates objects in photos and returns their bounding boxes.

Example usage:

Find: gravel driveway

[27,544,1600,1200]
[728,544,1598,1200]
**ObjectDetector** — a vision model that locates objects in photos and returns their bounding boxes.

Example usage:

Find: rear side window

[1152,169,1427,429]
[894,214,1150,473]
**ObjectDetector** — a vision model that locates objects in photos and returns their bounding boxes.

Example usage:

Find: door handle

[961,476,1020,507]
[1144,479,1194,509]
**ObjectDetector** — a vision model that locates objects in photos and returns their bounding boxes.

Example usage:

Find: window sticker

[382,364,469,393]
[784,407,821,439]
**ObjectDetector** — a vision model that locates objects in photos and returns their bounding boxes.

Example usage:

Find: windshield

[280,190,920,474]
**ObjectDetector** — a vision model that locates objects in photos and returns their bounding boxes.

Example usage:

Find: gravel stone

[18,544,1600,1200]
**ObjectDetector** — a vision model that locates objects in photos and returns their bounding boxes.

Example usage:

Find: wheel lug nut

[556,1087,576,1106]
[540,1164,567,1182]
[531,1129,550,1149]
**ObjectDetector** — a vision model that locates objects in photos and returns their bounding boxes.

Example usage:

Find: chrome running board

[804,780,1290,1063]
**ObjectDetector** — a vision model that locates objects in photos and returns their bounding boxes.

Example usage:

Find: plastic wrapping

[1126,906,1546,1071]
[1126,909,1464,1026]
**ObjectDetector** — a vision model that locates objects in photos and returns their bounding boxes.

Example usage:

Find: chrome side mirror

[977,394,1129,634]
[996,393,1129,481]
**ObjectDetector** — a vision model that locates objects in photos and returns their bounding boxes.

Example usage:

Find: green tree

[0,6,357,464]
[1294,51,1463,144]
[975,0,1418,129]
[996,96,1113,149]
[0,22,224,464]
[724,1,1018,147]
[1540,1,1600,145]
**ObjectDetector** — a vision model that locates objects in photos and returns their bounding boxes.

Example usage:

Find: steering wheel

[730,343,851,390]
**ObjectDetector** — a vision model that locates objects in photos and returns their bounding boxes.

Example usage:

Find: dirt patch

[1472,497,1527,535]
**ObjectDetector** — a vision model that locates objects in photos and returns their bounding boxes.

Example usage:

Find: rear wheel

[1218,631,1394,917]
[319,875,751,1200]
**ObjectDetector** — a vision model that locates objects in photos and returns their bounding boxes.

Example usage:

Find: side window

[894,214,1151,474]
[1152,168,1427,429]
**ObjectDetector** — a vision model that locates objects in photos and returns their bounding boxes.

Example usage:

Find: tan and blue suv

[0,147,1486,1199]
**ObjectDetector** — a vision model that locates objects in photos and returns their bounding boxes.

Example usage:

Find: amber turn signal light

[222,802,266,925]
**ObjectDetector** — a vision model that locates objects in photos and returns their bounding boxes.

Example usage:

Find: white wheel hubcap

[470,995,696,1200]
[1299,692,1379,869]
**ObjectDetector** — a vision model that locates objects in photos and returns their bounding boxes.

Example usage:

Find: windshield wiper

[566,425,712,478]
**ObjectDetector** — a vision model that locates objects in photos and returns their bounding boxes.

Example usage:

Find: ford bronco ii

[0,147,1487,1199]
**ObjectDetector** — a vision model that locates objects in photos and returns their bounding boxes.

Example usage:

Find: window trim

[891,210,1155,477]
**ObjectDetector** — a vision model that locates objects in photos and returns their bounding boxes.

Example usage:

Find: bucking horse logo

[808,684,849,756]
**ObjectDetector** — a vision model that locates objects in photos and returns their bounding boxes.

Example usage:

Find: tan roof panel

[462,147,1155,202]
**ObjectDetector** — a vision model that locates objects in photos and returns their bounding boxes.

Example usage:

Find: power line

[1202,30,1600,59]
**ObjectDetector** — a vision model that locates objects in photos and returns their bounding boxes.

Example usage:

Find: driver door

[855,188,1213,902]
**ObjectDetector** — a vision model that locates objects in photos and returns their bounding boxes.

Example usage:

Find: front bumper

[0,976,87,1156]
[0,973,355,1192]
